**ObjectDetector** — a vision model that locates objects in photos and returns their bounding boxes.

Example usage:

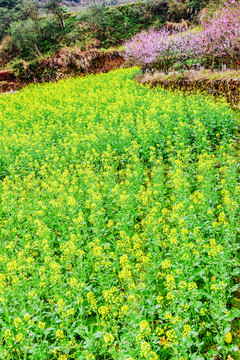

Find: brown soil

[0,51,125,93]
[0,71,18,92]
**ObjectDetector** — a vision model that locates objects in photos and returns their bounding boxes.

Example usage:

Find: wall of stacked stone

[144,77,240,108]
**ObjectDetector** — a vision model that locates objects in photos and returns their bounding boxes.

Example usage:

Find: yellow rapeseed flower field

[0,68,239,359]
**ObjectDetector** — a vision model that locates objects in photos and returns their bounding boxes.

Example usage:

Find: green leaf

[192,354,205,360]
[93,331,103,338]
[223,325,231,334]
[231,284,239,292]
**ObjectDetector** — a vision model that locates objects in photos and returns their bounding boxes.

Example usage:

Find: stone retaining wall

[140,76,240,108]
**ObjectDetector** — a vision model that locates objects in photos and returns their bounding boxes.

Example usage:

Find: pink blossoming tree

[124,0,240,73]
[199,0,240,69]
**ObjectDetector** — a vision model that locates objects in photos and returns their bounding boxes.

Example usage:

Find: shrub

[168,0,188,21]
[12,59,26,77]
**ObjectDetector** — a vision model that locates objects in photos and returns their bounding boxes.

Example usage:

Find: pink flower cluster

[124,0,240,73]
[199,0,240,68]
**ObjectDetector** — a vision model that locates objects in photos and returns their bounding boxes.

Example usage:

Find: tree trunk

[33,43,42,58]
[58,14,65,30]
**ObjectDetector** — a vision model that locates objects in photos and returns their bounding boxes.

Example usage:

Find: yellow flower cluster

[0,67,238,359]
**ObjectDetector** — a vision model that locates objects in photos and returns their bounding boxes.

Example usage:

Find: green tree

[0,0,24,40]
[0,0,22,9]
[44,0,68,30]
[10,18,42,58]
[22,0,39,22]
